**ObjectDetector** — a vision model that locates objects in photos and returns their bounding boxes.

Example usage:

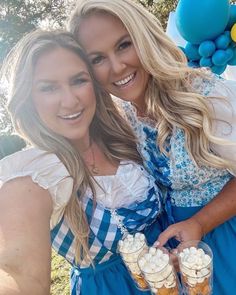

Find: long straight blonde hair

[1,29,141,263]
[69,0,234,171]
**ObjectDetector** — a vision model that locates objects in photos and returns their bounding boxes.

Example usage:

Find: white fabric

[93,161,151,209]
[0,148,73,229]
[208,79,236,174]
[0,148,153,226]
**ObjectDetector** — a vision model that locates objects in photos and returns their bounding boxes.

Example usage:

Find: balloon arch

[167,0,236,77]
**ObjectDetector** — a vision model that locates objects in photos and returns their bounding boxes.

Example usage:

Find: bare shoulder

[0,177,52,294]
[0,176,53,214]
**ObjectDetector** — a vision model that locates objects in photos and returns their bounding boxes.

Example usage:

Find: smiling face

[32,47,96,150]
[77,13,149,109]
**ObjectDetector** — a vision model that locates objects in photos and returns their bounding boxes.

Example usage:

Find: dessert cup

[177,240,213,295]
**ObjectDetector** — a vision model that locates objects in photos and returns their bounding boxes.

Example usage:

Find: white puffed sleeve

[207,78,236,175]
[0,148,73,228]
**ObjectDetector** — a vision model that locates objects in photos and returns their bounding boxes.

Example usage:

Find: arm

[0,177,53,295]
[157,177,236,246]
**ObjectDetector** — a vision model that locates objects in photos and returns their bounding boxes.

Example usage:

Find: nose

[60,86,78,108]
[109,55,126,75]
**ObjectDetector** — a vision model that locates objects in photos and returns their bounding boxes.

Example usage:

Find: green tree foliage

[0,91,12,134]
[0,133,26,159]
[0,0,74,62]
[137,0,178,28]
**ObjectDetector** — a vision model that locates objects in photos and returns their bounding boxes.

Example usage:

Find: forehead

[78,13,129,53]
[33,48,88,79]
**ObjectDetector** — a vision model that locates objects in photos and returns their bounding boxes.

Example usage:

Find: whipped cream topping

[179,246,212,286]
[138,247,177,291]
[118,233,147,274]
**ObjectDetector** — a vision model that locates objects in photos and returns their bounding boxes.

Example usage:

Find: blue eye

[39,84,57,93]
[71,78,87,85]
[118,40,132,51]
[91,55,104,65]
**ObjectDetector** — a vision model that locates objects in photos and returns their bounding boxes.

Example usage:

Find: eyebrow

[34,71,90,84]
[88,34,130,56]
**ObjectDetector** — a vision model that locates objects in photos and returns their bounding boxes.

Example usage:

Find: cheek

[33,96,56,121]
[129,47,142,66]
[93,66,109,85]
[82,86,97,111]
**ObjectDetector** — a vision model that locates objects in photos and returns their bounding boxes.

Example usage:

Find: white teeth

[60,111,82,119]
[114,74,134,86]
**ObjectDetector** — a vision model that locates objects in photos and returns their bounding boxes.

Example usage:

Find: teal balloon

[188,61,199,68]
[185,42,201,61]
[215,34,231,49]
[178,46,186,54]
[176,0,230,44]
[226,5,236,29]
[224,30,231,38]
[225,47,234,61]
[198,41,215,57]
[228,47,236,65]
[211,64,227,75]
[200,57,213,67]
[212,50,228,66]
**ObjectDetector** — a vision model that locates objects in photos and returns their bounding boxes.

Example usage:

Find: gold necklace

[83,139,99,175]
[90,143,99,175]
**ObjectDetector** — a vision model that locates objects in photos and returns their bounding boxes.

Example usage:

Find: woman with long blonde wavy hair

[69,0,236,293]
[0,29,162,295]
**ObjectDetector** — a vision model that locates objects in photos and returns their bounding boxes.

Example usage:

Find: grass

[51,250,70,295]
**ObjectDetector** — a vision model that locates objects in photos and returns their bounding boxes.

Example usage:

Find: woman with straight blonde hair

[0,29,162,295]
[69,0,236,293]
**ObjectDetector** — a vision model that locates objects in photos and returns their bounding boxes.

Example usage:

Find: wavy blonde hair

[69,0,234,171]
[1,29,141,264]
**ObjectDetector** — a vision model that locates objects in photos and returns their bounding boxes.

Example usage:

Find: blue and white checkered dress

[0,148,162,295]
[51,165,162,295]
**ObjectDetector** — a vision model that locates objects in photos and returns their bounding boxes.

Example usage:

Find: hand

[156,217,204,247]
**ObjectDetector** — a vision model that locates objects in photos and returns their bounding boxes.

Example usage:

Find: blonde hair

[1,29,141,264]
[69,0,233,171]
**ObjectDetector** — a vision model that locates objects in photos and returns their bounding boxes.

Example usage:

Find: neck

[132,100,147,117]
[71,135,91,153]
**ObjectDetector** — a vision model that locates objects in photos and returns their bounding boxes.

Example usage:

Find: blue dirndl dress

[121,76,236,295]
[51,163,162,295]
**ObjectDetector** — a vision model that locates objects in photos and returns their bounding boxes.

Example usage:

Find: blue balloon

[226,47,234,61]
[188,61,200,68]
[176,0,230,44]
[215,34,231,49]
[224,30,231,38]
[200,57,213,67]
[228,47,236,65]
[198,41,216,57]
[226,4,236,29]
[212,50,228,66]
[185,42,201,61]
[211,64,227,75]
[178,46,186,54]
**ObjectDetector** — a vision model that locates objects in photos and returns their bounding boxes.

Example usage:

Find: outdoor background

[0,0,235,294]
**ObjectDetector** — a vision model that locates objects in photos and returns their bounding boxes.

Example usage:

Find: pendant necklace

[90,142,99,175]
[83,138,100,175]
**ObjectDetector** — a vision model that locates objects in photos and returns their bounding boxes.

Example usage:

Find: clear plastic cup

[118,234,149,290]
[177,240,213,295]
[138,246,180,295]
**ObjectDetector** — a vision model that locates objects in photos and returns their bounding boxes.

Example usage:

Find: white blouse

[0,148,154,228]
[208,78,236,170]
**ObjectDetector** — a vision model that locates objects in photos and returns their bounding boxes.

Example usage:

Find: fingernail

[155,241,160,246]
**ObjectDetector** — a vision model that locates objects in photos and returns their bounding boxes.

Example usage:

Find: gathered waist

[72,254,123,275]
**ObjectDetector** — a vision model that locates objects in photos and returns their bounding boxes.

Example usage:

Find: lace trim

[110,209,128,234]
